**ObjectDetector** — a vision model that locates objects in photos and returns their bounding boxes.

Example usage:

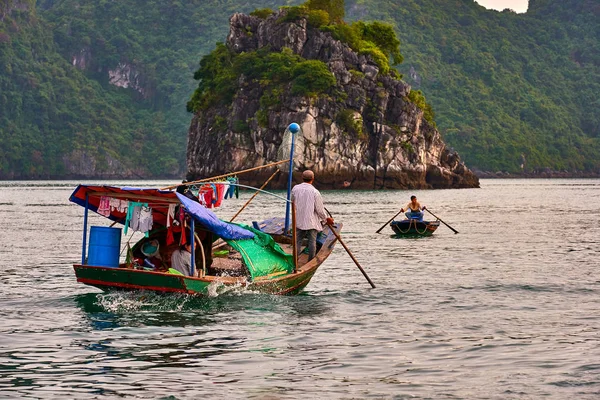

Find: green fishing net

[225,224,294,280]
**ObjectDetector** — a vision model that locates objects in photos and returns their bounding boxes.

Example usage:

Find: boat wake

[96,291,195,313]
[93,282,264,312]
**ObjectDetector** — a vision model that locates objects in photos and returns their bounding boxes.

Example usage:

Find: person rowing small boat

[390,195,439,236]
[399,195,426,221]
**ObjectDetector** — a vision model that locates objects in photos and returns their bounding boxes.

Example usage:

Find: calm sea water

[0,179,599,399]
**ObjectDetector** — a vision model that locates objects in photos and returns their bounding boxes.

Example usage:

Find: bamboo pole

[229,170,280,222]
[160,159,290,190]
[291,201,298,273]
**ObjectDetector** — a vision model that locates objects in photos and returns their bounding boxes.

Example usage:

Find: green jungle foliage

[336,108,365,139]
[187,46,336,116]
[408,90,435,125]
[0,0,185,178]
[1,0,301,178]
[348,0,599,172]
[189,0,404,128]
[307,0,345,23]
[0,0,598,177]
[282,2,402,74]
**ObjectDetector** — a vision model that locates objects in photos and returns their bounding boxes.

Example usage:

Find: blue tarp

[176,193,255,240]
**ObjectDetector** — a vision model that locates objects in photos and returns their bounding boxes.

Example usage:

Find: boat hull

[390,219,440,236]
[74,222,340,296]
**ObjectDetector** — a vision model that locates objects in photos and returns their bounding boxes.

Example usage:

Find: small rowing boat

[390,212,440,237]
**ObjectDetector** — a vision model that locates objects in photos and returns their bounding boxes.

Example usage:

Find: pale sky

[475,0,529,13]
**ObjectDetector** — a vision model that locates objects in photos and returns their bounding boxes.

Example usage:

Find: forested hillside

[0,0,598,178]
[0,0,182,178]
[355,0,599,173]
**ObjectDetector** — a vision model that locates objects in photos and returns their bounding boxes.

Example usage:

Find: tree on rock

[307,0,345,23]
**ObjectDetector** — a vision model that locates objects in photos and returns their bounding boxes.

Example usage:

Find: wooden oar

[229,170,279,222]
[425,209,458,234]
[375,210,403,234]
[327,223,376,288]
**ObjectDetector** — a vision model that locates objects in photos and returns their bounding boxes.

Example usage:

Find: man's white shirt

[290,182,328,231]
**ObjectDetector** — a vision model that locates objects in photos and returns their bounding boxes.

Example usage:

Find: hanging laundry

[124,201,133,234]
[98,196,111,217]
[222,181,230,199]
[109,198,128,213]
[225,177,238,199]
[209,183,218,206]
[125,201,153,237]
[199,190,210,207]
[199,185,215,208]
[214,183,225,207]
[178,206,187,245]
[166,204,176,245]
[136,205,153,237]
[166,204,176,227]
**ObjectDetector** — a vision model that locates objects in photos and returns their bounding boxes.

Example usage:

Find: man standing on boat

[400,195,426,220]
[291,170,334,261]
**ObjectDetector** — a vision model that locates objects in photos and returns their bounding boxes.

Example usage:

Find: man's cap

[302,170,314,180]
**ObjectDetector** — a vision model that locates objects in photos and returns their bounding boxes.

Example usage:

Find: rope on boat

[194,232,206,277]
[395,218,429,235]
[160,159,290,190]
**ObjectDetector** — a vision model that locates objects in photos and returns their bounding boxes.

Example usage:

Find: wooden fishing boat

[69,184,341,296]
[390,218,440,237]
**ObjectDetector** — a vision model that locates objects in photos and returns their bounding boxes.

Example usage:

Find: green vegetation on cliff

[0,0,182,178]
[188,1,403,121]
[187,46,336,114]
[0,0,598,177]
[352,0,599,172]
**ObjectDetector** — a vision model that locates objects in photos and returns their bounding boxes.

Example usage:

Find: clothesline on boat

[182,176,239,208]
[160,159,290,190]
[184,181,291,202]
[75,180,292,241]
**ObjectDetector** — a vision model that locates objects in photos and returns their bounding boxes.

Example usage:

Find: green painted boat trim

[74,223,341,296]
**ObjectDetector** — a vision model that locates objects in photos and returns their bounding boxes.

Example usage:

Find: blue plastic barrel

[87,226,122,267]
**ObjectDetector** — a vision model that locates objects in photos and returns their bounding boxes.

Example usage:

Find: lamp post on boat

[284,122,300,235]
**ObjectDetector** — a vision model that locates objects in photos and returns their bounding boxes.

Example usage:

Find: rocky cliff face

[186,10,479,189]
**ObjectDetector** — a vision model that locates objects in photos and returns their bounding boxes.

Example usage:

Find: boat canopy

[69,184,254,241]
[70,185,292,279]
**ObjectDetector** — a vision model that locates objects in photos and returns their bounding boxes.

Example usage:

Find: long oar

[229,170,280,222]
[375,210,403,234]
[425,209,458,234]
[327,223,376,288]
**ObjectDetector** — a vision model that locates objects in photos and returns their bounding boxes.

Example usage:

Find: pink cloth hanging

[98,196,111,217]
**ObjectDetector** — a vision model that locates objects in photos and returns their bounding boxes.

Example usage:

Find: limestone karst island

[186,5,479,189]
